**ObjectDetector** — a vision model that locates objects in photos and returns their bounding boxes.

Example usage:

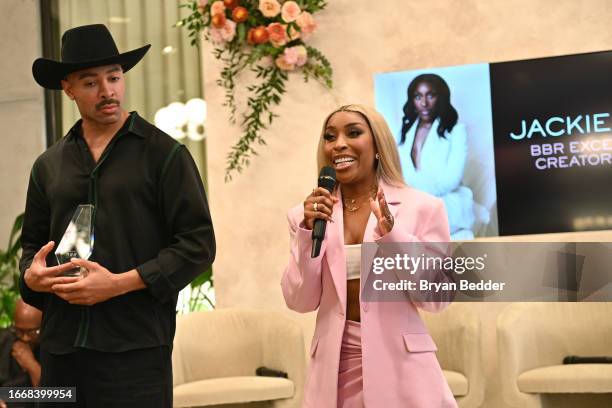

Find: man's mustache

[96,99,120,110]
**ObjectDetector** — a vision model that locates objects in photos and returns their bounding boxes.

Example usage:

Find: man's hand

[11,341,41,387]
[11,341,37,372]
[24,241,80,292]
[51,259,121,305]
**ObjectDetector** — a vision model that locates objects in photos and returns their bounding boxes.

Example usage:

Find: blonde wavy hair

[316,104,405,187]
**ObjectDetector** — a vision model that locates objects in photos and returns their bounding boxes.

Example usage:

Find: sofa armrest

[262,312,305,408]
[421,303,485,407]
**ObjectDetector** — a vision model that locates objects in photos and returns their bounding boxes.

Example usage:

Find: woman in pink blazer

[281,104,457,407]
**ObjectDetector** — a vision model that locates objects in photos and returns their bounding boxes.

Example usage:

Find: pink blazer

[281,181,457,408]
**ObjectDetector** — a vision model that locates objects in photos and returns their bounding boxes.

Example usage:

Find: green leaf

[191,266,213,288]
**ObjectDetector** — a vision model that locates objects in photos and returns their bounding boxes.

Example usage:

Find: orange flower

[211,12,226,28]
[247,28,256,44]
[231,6,248,23]
[223,0,239,10]
[250,26,269,44]
[267,22,288,47]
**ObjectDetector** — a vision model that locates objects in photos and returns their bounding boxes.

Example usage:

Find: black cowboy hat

[32,24,150,90]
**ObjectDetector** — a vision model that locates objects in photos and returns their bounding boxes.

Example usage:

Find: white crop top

[345,244,361,280]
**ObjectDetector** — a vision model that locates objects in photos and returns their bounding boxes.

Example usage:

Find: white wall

[0,0,46,247]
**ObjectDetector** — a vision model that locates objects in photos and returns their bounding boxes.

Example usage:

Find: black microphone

[311,166,336,258]
[563,356,612,364]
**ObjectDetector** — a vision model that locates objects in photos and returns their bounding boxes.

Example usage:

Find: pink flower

[220,19,236,41]
[296,11,317,38]
[267,22,288,47]
[281,1,301,23]
[275,55,295,71]
[258,0,281,18]
[210,27,224,43]
[211,1,225,15]
[294,45,308,67]
[210,19,236,43]
[283,45,307,67]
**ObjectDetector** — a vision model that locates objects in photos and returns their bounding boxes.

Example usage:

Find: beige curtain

[56,0,207,177]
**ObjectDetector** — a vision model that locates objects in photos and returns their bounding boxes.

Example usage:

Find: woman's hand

[302,187,338,230]
[369,186,394,235]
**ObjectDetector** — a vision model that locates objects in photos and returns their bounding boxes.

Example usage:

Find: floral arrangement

[178,0,333,180]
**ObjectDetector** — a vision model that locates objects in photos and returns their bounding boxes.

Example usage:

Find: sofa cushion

[173,376,294,407]
[443,370,468,396]
[518,364,612,393]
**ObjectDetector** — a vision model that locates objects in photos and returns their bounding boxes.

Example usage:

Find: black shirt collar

[67,111,147,140]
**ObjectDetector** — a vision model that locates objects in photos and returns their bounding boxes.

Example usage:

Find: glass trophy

[55,204,95,277]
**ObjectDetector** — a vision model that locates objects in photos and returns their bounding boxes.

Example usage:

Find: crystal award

[55,204,94,277]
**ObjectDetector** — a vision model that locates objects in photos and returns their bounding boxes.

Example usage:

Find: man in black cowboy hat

[20,24,215,407]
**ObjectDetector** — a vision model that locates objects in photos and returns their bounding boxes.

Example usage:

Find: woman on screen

[281,104,457,407]
[400,73,475,239]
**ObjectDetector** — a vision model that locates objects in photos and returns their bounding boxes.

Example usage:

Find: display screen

[375,50,612,238]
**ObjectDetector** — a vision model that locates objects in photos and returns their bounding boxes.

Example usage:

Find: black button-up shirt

[19,112,215,354]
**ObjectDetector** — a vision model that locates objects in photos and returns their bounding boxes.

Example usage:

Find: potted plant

[0,214,23,328]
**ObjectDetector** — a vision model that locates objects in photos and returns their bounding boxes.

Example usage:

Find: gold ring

[313,202,318,212]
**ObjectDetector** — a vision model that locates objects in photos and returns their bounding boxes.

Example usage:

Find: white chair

[420,303,485,408]
[497,302,612,408]
[172,308,305,408]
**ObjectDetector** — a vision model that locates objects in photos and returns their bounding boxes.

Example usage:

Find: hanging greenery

[178,0,333,180]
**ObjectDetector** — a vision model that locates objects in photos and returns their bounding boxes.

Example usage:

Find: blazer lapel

[325,187,347,311]
[404,121,418,171]
[325,182,403,311]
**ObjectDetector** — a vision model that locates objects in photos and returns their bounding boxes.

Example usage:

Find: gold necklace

[343,186,378,212]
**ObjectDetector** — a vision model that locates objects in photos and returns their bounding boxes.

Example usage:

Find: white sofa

[497,302,612,408]
[172,308,305,408]
[420,303,485,408]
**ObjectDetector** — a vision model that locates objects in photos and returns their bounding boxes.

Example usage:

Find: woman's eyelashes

[347,128,363,137]
[414,93,437,101]
[323,128,363,142]
[323,132,335,141]
[324,128,363,141]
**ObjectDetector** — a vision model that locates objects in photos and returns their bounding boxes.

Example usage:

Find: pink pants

[337,320,364,408]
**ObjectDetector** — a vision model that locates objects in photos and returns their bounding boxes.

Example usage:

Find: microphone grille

[318,166,336,192]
